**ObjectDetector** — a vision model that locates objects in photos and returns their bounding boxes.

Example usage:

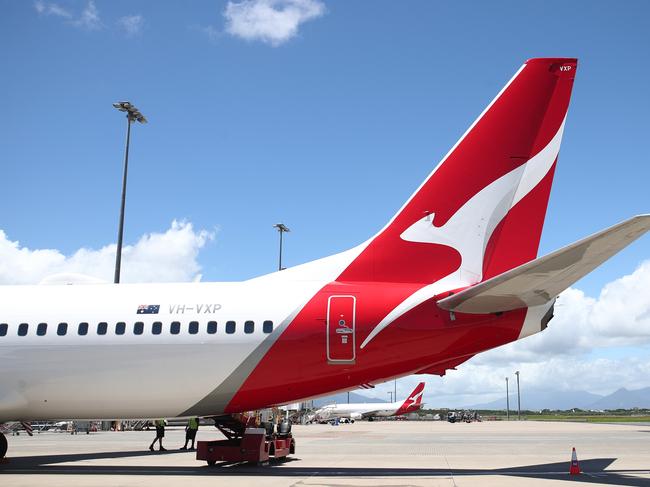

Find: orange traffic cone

[569,447,581,475]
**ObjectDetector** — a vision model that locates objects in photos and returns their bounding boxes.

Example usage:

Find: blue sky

[2,0,648,287]
[1,1,649,404]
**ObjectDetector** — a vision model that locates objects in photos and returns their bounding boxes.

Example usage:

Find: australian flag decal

[137,304,160,315]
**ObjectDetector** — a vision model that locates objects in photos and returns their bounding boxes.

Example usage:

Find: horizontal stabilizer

[437,215,650,314]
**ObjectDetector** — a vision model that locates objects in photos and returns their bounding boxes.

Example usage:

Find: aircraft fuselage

[0,275,541,422]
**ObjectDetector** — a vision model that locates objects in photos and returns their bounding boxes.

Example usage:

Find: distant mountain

[312,391,387,408]
[467,390,603,411]
[588,387,650,410]
[313,386,650,411]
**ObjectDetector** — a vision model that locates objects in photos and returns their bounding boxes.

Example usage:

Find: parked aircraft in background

[1,58,649,460]
[314,382,425,422]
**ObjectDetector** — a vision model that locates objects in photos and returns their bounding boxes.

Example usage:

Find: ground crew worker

[180,417,200,450]
[149,419,167,451]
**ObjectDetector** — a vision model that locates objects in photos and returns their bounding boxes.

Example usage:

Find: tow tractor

[197,411,295,466]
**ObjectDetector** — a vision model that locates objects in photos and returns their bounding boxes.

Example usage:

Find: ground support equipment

[197,415,295,466]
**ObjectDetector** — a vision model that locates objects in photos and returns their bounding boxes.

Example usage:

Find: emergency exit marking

[327,295,356,363]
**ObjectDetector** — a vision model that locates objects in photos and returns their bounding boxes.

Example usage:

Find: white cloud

[74,1,102,30]
[478,260,650,363]
[35,1,102,30]
[0,221,214,285]
[117,15,144,37]
[224,0,325,46]
[34,1,72,18]
[435,356,650,400]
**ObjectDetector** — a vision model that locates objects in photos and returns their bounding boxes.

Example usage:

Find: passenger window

[244,321,254,334]
[18,323,29,336]
[226,321,236,334]
[57,323,68,336]
[115,322,126,335]
[134,322,144,335]
[207,321,217,334]
[37,323,48,336]
[189,321,199,334]
[263,320,273,334]
[152,322,162,335]
[170,321,180,335]
[78,322,88,336]
[0,323,7,336]
[97,322,108,335]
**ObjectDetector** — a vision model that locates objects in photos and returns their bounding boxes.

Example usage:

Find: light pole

[505,377,510,421]
[515,370,521,420]
[347,391,350,404]
[394,379,397,402]
[273,223,290,271]
[112,101,147,284]
[388,391,393,403]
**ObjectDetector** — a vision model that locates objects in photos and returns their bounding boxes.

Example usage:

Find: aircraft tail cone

[569,447,581,475]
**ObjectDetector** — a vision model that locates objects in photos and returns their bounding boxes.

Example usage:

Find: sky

[1,0,649,408]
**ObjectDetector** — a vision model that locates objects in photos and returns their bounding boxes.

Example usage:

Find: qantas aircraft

[0,57,649,460]
[314,382,425,422]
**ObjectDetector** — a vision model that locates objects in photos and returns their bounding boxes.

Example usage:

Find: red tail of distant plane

[395,382,425,415]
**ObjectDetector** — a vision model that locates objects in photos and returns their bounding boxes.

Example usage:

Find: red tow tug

[197,412,295,466]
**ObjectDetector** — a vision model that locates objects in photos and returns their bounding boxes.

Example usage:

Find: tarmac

[1,420,650,486]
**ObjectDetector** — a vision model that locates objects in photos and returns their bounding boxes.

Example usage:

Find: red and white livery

[1,58,649,459]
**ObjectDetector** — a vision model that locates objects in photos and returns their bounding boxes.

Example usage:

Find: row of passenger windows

[0,320,274,337]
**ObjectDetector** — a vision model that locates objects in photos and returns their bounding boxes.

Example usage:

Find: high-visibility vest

[155,419,165,427]
[189,418,199,430]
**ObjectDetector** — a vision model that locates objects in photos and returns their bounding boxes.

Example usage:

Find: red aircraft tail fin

[339,58,578,285]
[395,382,425,415]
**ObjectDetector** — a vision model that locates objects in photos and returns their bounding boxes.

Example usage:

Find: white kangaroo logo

[400,118,566,282]
[404,391,423,409]
[361,117,566,349]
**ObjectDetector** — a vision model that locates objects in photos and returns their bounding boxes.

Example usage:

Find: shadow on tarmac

[1,453,648,485]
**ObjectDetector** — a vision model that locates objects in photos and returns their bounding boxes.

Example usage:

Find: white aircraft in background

[1,58,649,461]
[314,382,425,422]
